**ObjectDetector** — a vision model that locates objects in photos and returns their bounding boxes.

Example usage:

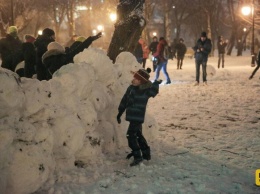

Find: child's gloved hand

[116,113,122,124]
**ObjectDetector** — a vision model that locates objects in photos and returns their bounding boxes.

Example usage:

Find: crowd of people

[1,25,259,86]
[0,26,102,80]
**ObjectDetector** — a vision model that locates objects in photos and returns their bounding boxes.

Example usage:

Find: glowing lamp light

[110,13,117,22]
[97,25,104,31]
[92,29,97,35]
[38,30,42,35]
[152,32,157,37]
[241,6,251,16]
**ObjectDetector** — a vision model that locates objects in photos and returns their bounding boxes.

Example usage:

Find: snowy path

[35,55,260,194]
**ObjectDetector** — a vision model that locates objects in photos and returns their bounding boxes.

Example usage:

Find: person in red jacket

[153,37,171,84]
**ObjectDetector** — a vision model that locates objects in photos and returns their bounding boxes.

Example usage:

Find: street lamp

[242,1,255,67]
[109,13,117,22]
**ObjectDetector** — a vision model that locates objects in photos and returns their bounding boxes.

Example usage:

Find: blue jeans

[195,59,207,82]
[155,60,171,83]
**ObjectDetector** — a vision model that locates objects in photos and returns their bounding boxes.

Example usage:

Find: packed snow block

[89,82,112,112]
[21,79,50,116]
[206,64,216,77]
[96,118,124,154]
[75,130,104,167]
[76,101,98,128]
[142,114,159,141]
[5,141,54,194]
[73,48,115,86]
[52,63,96,97]
[0,128,14,194]
[116,51,139,67]
[51,115,85,159]
[0,118,54,194]
[0,69,26,118]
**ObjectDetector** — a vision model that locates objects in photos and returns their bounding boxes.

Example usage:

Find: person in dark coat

[15,35,37,77]
[42,32,102,80]
[117,68,161,166]
[68,36,86,52]
[149,36,159,72]
[217,35,228,68]
[23,35,36,78]
[0,26,23,71]
[133,40,143,64]
[175,38,187,69]
[34,28,55,80]
[193,31,212,86]
[237,39,243,56]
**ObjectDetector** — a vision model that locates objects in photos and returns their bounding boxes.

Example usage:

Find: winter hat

[179,38,184,42]
[24,34,36,43]
[47,42,65,52]
[75,36,86,42]
[7,26,18,34]
[42,28,55,37]
[201,31,207,37]
[133,68,151,84]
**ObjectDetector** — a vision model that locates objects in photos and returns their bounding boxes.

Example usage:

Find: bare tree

[107,0,146,63]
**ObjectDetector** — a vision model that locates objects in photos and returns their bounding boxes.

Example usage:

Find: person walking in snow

[153,37,171,84]
[193,31,212,86]
[42,32,102,80]
[116,68,161,166]
[138,38,150,69]
[175,38,187,70]
[217,35,228,68]
[149,36,159,72]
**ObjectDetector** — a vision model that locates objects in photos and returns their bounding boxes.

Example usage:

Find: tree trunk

[67,0,75,37]
[107,0,146,63]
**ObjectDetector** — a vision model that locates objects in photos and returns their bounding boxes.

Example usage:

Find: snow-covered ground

[1,48,260,194]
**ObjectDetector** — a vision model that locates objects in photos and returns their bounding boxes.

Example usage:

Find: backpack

[163,45,171,60]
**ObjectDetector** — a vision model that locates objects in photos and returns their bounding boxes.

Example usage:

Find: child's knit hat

[133,68,151,84]
[8,26,18,34]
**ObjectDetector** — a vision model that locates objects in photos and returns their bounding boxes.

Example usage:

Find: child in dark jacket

[117,68,161,166]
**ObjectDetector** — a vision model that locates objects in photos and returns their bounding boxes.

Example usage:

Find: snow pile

[0,48,159,194]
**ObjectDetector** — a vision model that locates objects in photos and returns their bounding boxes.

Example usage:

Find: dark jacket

[193,38,212,62]
[42,36,94,80]
[0,34,23,71]
[153,39,168,62]
[68,41,82,53]
[22,42,36,78]
[217,40,227,54]
[118,81,160,123]
[133,42,143,63]
[34,35,55,80]
[175,42,187,57]
[149,41,158,54]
